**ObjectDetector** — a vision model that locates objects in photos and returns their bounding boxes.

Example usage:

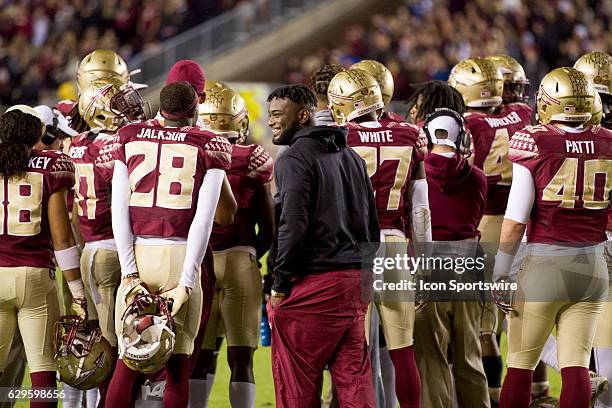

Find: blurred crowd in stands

[287,0,612,102]
[0,0,242,106]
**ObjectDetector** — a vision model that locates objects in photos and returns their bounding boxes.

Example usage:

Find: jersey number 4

[0,173,43,236]
[543,158,612,209]
[352,146,413,211]
[483,128,512,185]
[126,141,198,209]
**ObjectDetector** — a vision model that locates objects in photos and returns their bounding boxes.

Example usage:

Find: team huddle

[0,46,610,408]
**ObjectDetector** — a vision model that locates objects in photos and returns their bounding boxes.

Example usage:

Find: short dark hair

[310,64,345,97]
[406,80,466,122]
[267,84,316,110]
[160,82,197,115]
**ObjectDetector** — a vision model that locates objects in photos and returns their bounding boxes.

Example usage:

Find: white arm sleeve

[504,163,535,224]
[180,168,225,289]
[111,161,138,277]
[409,178,432,243]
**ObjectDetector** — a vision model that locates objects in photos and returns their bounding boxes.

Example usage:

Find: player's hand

[161,284,191,316]
[492,288,515,314]
[71,297,88,323]
[414,285,429,313]
[122,276,149,305]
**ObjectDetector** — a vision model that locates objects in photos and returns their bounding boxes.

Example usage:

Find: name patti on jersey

[136,127,187,142]
[358,129,394,143]
[483,111,522,128]
[565,140,595,154]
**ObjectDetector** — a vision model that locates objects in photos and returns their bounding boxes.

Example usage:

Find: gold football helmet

[585,91,602,126]
[199,81,249,144]
[536,67,594,125]
[350,60,394,106]
[573,51,612,95]
[54,317,114,390]
[77,49,129,92]
[78,77,145,131]
[119,293,175,374]
[327,68,384,125]
[487,54,530,103]
[448,58,503,108]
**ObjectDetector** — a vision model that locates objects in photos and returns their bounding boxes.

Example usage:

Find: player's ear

[298,107,313,126]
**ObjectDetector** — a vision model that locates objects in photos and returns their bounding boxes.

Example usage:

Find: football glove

[71,297,88,323]
[122,278,150,306]
[161,285,191,317]
[414,288,430,313]
[491,287,515,314]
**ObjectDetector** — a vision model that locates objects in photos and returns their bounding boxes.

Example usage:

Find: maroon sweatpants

[268,269,374,408]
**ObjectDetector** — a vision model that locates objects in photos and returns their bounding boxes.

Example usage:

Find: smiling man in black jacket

[266,84,380,408]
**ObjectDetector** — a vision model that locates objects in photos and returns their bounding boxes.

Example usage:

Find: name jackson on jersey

[135,127,187,141]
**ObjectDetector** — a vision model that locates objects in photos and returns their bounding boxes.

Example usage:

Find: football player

[0,104,79,408]
[449,56,532,408]
[495,67,612,408]
[0,106,87,408]
[352,59,419,408]
[535,52,612,408]
[105,81,231,408]
[328,68,429,408]
[68,77,147,407]
[196,81,274,408]
[138,62,237,408]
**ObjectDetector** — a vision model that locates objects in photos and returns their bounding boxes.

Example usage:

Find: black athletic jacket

[272,125,380,294]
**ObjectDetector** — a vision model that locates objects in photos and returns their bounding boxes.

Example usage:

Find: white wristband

[67,279,85,298]
[55,246,81,271]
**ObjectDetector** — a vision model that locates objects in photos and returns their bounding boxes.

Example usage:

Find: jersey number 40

[543,158,612,209]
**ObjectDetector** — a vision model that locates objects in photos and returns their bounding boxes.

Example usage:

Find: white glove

[71,297,88,322]
[122,277,150,306]
[161,284,191,316]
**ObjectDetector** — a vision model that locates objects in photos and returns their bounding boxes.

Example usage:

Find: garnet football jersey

[379,111,405,126]
[69,131,116,242]
[0,151,75,268]
[113,119,232,239]
[509,124,612,244]
[210,144,274,252]
[346,121,427,233]
[465,102,532,215]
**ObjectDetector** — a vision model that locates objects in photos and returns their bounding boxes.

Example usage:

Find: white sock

[540,335,560,372]
[229,381,255,408]
[86,388,100,408]
[379,347,397,408]
[62,384,84,408]
[188,379,207,408]
[206,374,216,401]
[594,346,612,408]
